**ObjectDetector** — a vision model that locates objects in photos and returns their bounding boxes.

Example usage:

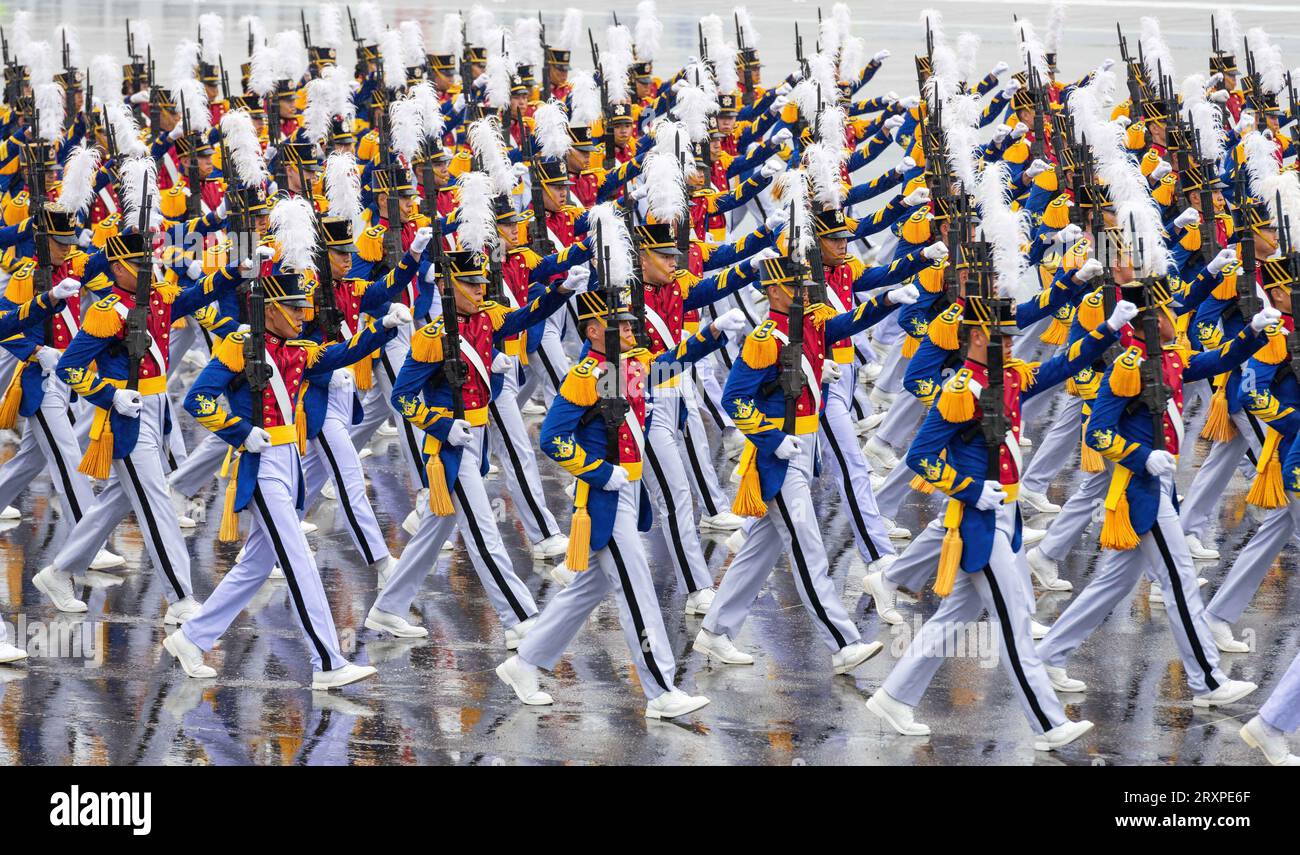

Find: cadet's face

[543,182,566,211]
[718,115,736,134]
[1269,286,1293,315]
[399,195,417,220]
[766,283,793,313]
[613,124,633,144]
[47,238,70,266]
[433,162,450,184]
[585,318,635,351]
[635,79,653,99]
[1149,122,1167,146]
[205,83,218,100]
[334,140,355,155]
[433,70,453,89]
[1256,227,1279,258]
[269,303,306,337]
[498,222,520,248]
[641,249,676,284]
[1213,189,1226,212]
[110,260,134,288]
[820,236,848,266]
[197,154,213,176]
[453,279,485,313]
[329,249,351,278]
[686,170,706,190]
[549,66,568,87]
[566,148,589,172]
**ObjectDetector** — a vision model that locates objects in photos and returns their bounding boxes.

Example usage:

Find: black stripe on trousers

[681,423,721,517]
[252,489,335,671]
[819,412,882,561]
[607,538,671,693]
[644,439,698,593]
[1150,523,1220,691]
[452,480,531,621]
[533,342,564,392]
[773,493,848,649]
[983,566,1054,731]
[1242,412,1264,468]
[488,401,555,539]
[34,411,82,521]
[379,352,429,488]
[317,433,378,565]
[691,366,728,432]
[121,457,186,600]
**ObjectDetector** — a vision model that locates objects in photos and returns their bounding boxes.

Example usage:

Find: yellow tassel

[92,214,120,248]
[411,321,445,363]
[1257,326,1290,365]
[1152,175,1176,207]
[1034,170,1061,193]
[4,262,33,303]
[295,394,308,455]
[213,332,246,372]
[901,334,921,358]
[351,355,374,390]
[1247,429,1288,509]
[928,310,960,350]
[449,150,472,178]
[0,362,24,429]
[1077,291,1105,330]
[82,298,125,338]
[481,300,510,331]
[917,262,945,292]
[154,280,181,305]
[1003,140,1029,164]
[160,186,187,219]
[78,410,114,480]
[807,302,837,328]
[1080,413,1105,472]
[780,101,800,124]
[1039,315,1071,345]
[1125,121,1146,150]
[934,499,964,596]
[1042,195,1070,228]
[731,442,768,517]
[356,225,385,263]
[1201,382,1237,441]
[900,212,933,245]
[1099,467,1141,550]
[741,324,779,368]
[1211,267,1237,300]
[565,480,593,571]
[424,440,455,516]
[1108,348,1142,396]
[3,190,29,225]
[219,454,242,541]
[559,359,600,407]
[356,130,378,162]
[936,375,976,422]
[909,472,937,494]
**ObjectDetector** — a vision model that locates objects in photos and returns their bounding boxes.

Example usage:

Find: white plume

[806,142,846,209]
[635,2,663,62]
[271,196,319,274]
[790,80,821,125]
[569,71,602,126]
[832,4,853,40]
[54,144,101,217]
[400,21,427,69]
[839,36,867,86]
[587,202,634,287]
[1016,19,1048,80]
[556,8,584,53]
[701,15,726,58]
[682,59,718,104]
[956,33,981,82]
[356,3,384,44]
[198,14,224,65]
[672,85,716,142]
[438,13,464,56]
[774,170,814,262]
[1218,9,1243,59]
[513,17,544,70]
[533,100,571,160]
[1248,28,1286,96]
[818,14,843,60]
[303,77,337,144]
[976,161,1032,300]
[12,11,32,52]
[454,172,499,255]
[408,80,445,141]
[176,78,212,134]
[168,39,199,90]
[942,91,982,191]
[220,108,270,187]
[318,5,344,52]
[817,104,847,151]
[1244,131,1300,246]
[105,101,147,157]
[735,7,761,50]
[806,52,839,105]
[35,83,64,143]
[1045,2,1067,58]
[1139,17,1176,88]
[927,41,960,105]
[24,41,54,88]
[467,6,496,47]
[640,149,687,224]
[603,24,635,103]
[132,20,153,59]
[389,94,426,164]
[714,38,739,96]
[237,16,264,53]
[480,34,513,109]
[1190,100,1225,164]
[89,55,123,105]
[381,29,407,92]
[120,157,159,227]
[652,119,696,179]
[921,9,945,47]
[248,40,276,96]
[325,151,362,222]
[55,23,82,70]
[469,116,516,196]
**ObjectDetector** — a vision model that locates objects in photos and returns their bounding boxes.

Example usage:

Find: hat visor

[50,233,79,246]
[496,211,529,223]
[818,227,854,240]
[277,298,313,309]
[328,242,357,254]
[607,310,638,322]
[573,141,598,151]
[453,273,490,285]
[646,244,682,257]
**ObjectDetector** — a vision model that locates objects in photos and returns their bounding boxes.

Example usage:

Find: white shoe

[401,507,421,536]
[312,662,378,690]
[268,565,285,580]
[1019,434,1033,449]
[358,447,374,460]
[162,630,217,679]
[722,430,745,459]
[33,566,87,613]
[1193,679,1258,708]
[0,642,27,663]
[1185,534,1220,560]
[859,411,887,434]
[1019,489,1061,514]
[377,421,399,437]
[377,556,398,589]
[1022,526,1046,546]
[692,629,754,665]
[300,519,318,534]
[699,511,743,531]
[0,505,18,520]
[645,688,710,720]
[163,596,201,625]
[1148,582,1164,606]
[321,482,337,501]
[186,497,206,523]
[550,562,576,587]
[869,473,885,493]
[1046,665,1087,693]
[725,528,747,554]
[861,361,883,384]
[89,549,126,571]
[177,512,197,529]
[863,436,899,471]
[863,569,903,625]
[833,640,884,674]
[868,387,895,408]
[866,690,930,736]
[520,400,546,416]
[1240,715,1300,766]
[496,655,552,705]
[486,462,501,479]
[364,607,428,638]
[684,588,715,616]
[1027,547,1072,592]
[1034,719,1094,751]
[1207,616,1250,653]
[1031,620,1050,640]
[504,616,536,650]
[882,518,911,540]
[531,534,569,559]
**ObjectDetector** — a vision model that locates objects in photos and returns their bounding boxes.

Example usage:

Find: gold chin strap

[452,276,483,312]
[271,300,304,334]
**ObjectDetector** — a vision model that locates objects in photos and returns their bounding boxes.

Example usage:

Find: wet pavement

[0,372,1295,766]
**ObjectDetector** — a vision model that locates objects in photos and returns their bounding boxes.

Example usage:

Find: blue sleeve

[183,360,251,448]
[1184,327,1266,383]
[823,295,899,342]
[682,262,760,311]
[1023,324,1119,401]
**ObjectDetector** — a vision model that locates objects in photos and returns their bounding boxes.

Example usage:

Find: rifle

[780,197,806,433]
[375,111,402,274]
[1132,219,1170,451]
[179,90,201,219]
[124,180,154,391]
[300,162,341,342]
[539,12,552,101]
[1281,210,1300,364]
[736,13,756,108]
[267,86,286,189]
[977,281,1007,492]
[593,221,627,462]
[795,23,808,81]
[61,32,76,129]
[518,108,552,257]
[147,50,160,132]
[624,202,649,348]
[302,11,319,80]
[243,278,270,431]
[1233,170,1259,321]
[438,243,468,425]
[24,140,55,343]
[1117,24,1146,119]
[1198,156,1221,261]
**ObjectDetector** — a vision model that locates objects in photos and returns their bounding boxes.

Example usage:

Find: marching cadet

[364,226,584,643]
[166,268,407,687]
[694,239,918,674]
[1240,652,1300,765]
[1036,281,1276,707]
[497,288,747,717]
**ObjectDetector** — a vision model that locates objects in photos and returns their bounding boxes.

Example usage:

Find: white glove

[51,277,80,301]
[1107,300,1139,331]
[749,247,780,266]
[602,464,629,491]
[872,49,891,64]
[491,351,513,374]
[186,259,204,280]
[1145,449,1176,478]
[452,94,466,111]
[976,480,1008,511]
[1026,158,1050,179]
[1054,223,1083,246]
[671,78,688,93]
[1114,115,1132,129]
[759,158,785,178]
[424,264,439,284]
[822,358,843,383]
[628,181,650,200]
[769,94,789,115]
[562,265,591,294]
[243,427,273,453]
[903,187,931,207]
[776,80,793,97]
[771,127,793,146]
[1252,306,1283,332]
[1010,122,1029,140]
[1209,72,1225,87]
[510,162,530,180]
[409,226,433,255]
[993,123,1012,144]
[256,245,276,261]
[887,284,920,305]
[1000,80,1022,98]
[112,388,142,418]
[885,91,900,104]
[765,208,789,231]
[215,199,227,219]
[129,89,151,105]
[712,307,747,337]
[1099,58,1115,72]
[921,241,948,261]
[1208,247,1238,274]
[77,228,92,248]
[1173,207,1200,229]
[895,155,917,176]
[774,434,803,461]
[991,61,1010,77]
[36,346,61,376]
[1209,89,1230,104]
[446,418,473,448]
[383,303,413,329]
[1150,159,1172,181]
[899,96,920,110]
[1234,112,1256,135]
[883,114,905,134]
[1074,258,1104,282]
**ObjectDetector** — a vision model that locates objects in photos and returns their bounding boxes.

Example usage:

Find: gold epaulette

[1077,288,1106,330]
[481,300,510,331]
[213,332,246,372]
[411,319,445,363]
[82,295,124,338]
[741,320,779,368]
[559,356,600,406]
[936,368,976,422]
[356,224,385,263]
[1108,345,1143,396]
